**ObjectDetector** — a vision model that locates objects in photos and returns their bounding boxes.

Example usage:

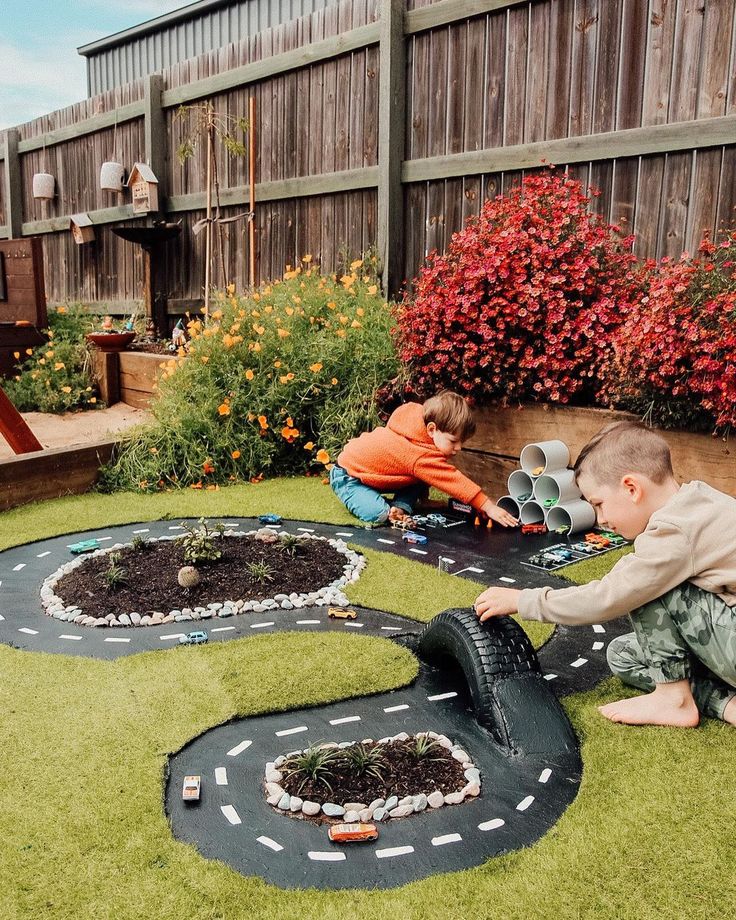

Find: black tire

[418,608,577,758]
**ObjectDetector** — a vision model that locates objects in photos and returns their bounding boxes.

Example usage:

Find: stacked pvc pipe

[496,439,596,534]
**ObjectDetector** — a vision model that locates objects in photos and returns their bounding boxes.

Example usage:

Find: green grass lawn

[0,480,733,919]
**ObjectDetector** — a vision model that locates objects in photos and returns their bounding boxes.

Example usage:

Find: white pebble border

[264,732,481,823]
[39,530,366,628]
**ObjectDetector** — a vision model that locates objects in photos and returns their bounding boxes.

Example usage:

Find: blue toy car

[69,539,101,554]
[179,630,209,645]
[402,531,428,545]
[258,514,283,525]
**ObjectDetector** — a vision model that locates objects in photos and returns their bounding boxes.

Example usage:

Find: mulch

[280,739,468,804]
[54,534,346,621]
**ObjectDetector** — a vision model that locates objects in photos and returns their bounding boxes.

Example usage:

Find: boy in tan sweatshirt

[474,421,736,728]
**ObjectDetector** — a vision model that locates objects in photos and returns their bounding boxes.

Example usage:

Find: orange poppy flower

[202,459,215,474]
[316,448,330,464]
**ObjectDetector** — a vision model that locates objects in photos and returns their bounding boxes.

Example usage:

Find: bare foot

[722,696,736,727]
[388,506,413,527]
[598,683,700,728]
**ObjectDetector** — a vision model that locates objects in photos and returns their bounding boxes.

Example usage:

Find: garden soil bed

[54,535,346,621]
[281,740,468,804]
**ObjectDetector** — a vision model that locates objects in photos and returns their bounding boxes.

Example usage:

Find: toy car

[426,513,448,526]
[517,492,532,502]
[182,775,201,802]
[598,530,626,545]
[549,548,574,561]
[328,607,357,619]
[521,523,547,534]
[528,554,554,568]
[544,551,572,564]
[69,539,101,554]
[258,513,283,524]
[542,498,558,508]
[571,542,599,554]
[179,630,209,645]
[391,517,415,530]
[402,531,428,544]
[585,533,611,547]
[554,525,570,535]
[328,822,378,843]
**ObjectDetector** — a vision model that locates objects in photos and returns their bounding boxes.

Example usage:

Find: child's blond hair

[574,421,674,486]
[422,391,476,440]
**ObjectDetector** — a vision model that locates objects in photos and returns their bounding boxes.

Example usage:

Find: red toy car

[521,523,547,534]
[328,823,379,843]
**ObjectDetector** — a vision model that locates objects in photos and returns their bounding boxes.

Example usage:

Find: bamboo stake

[248,96,256,290]
[204,113,213,317]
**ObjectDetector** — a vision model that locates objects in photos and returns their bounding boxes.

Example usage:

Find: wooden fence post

[3,130,23,239]
[144,74,167,201]
[377,0,406,299]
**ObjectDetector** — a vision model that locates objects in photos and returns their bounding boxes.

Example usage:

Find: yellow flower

[231,449,241,459]
[327,300,336,310]
[264,305,274,314]
[331,377,338,385]
[13,351,19,359]
[350,259,363,271]
[273,360,282,368]
[45,350,54,358]
[302,254,313,263]
[338,314,349,325]
[257,415,268,429]
[251,342,262,353]
[335,329,346,338]
[351,319,362,328]
[223,334,235,348]
[277,328,290,338]
[304,441,315,450]
[56,306,67,314]
[149,447,158,454]
[227,283,236,294]
[61,386,72,394]
[316,448,330,464]
[253,324,265,335]
[201,356,210,363]
[25,348,33,356]
[285,306,294,316]
[253,292,261,302]
[281,425,299,441]
[218,403,231,416]
[367,284,378,295]
[279,373,295,383]
[211,309,223,320]
[38,358,46,365]
[245,369,255,381]
[309,362,323,373]
[54,362,65,370]
[90,397,97,404]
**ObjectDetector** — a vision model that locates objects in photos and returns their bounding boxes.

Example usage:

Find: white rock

[321,803,345,817]
[443,791,466,805]
[427,791,445,809]
[265,769,283,784]
[389,805,414,818]
[384,796,398,811]
[369,799,385,811]
[277,793,291,810]
[265,782,285,799]
[343,810,360,823]
[412,794,428,812]
[463,782,481,797]
[140,615,152,626]
[289,796,303,813]
[437,735,453,749]
[373,807,389,821]
[464,768,481,785]
[301,800,320,816]
[130,612,141,625]
[274,594,288,602]
[452,750,469,763]
[393,732,410,742]
[267,793,282,806]
[343,802,367,813]
[358,809,373,822]
[280,600,293,609]
[118,614,131,627]
[398,795,413,807]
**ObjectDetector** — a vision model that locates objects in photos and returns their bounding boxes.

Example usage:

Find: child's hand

[474,587,522,621]
[481,499,519,527]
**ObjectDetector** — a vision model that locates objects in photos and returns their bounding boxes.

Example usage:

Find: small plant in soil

[130,535,150,552]
[179,517,224,565]
[282,744,342,796]
[101,553,127,591]
[340,743,386,782]
[278,533,302,557]
[408,734,444,762]
[244,560,275,584]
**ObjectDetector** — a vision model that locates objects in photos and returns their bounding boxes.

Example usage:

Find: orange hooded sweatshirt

[337,402,489,511]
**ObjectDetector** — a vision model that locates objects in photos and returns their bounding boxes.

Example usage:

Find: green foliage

[174,104,248,164]
[100,256,399,490]
[409,733,443,761]
[340,742,386,781]
[282,744,343,795]
[179,517,224,565]
[278,533,302,557]
[101,552,127,590]
[130,535,150,552]
[4,305,101,413]
[244,559,274,584]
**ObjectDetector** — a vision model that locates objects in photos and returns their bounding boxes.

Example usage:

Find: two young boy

[332,397,736,729]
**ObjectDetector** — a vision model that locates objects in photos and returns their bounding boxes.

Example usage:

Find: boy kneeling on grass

[330,390,518,528]
[474,421,736,728]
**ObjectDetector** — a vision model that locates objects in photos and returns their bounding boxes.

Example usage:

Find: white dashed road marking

[133,528,150,534]
[499,576,516,584]
[59,634,82,641]
[104,637,131,643]
[227,740,252,757]
[168,525,185,530]
[592,641,604,651]
[427,692,457,701]
[380,626,402,632]
[215,767,228,785]
[409,548,428,555]
[309,851,346,862]
[376,846,414,859]
[160,634,184,641]
[12,564,26,572]
[384,704,409,713]
[329,716,360,725]
[344,622,364,628]
[19,627,38,635]
[478,818,505,831]
[538,768,552,784]
[97,537,113,542]
[432,833,462,846]
[0,614,4,621]
[592,624,606,633]
[257,836,283,852]
[211,626,235,633]
[276,726,308,737]
[36,551,51,558]
[220,805,241,825]
[376,538,395,545]
[296,619,321,625]
[543,673,557,681]
[570,658,588,668]
[251,622,275,629]
[517,795,535,811]
[335,532,354,537]
[297,527,315,533]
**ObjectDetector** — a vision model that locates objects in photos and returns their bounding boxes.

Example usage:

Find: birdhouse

[100,161,126,192]
[32,172,56,200]
[127,163,159,214]
[70,213,95,245]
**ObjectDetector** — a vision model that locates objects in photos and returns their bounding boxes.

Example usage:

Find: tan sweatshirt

[519,480,736,626]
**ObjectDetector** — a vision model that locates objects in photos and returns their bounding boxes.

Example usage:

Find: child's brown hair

[422,390,476,440]
[574,421,674,486]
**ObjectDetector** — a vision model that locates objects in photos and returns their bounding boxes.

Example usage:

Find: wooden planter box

[455,404,736,500]
[90,349,168,409]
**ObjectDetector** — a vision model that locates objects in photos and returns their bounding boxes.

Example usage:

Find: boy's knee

[606,633,641,675]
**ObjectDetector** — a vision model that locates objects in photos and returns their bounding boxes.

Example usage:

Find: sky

[0,1,188,130]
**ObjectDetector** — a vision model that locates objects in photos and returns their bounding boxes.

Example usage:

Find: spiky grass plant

[282,744,343,795]
[340,742,386,781]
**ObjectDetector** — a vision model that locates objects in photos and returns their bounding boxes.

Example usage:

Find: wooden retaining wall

[0,0,734,308]
[456,404,736,502]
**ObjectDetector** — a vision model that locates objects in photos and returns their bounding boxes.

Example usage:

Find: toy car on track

[528,554,555,568]
[426,513,448,526]
[571,542,599,555]
[402,531,428,544]
[258,513,283,524]
[182,775,201,802]
[585,533,611,547]
[328,607,357,619]
[69,539,101,554]
[328,822,378,843]
[179,630,209,645]
[521,523,547,534]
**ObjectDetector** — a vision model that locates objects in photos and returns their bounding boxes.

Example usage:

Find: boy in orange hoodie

[330,390,518,527]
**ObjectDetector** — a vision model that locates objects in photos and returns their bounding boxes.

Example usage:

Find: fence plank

[616,0,648,129]
[659,150,692,259]
[545,0,574,140]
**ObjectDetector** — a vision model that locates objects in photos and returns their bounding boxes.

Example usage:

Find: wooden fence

[1,0,735,311]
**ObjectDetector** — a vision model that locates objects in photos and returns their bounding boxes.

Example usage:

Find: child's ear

[621,474,644,502]
[426,421,437,435]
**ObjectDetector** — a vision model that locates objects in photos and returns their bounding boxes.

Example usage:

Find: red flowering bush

[397,172,639,405]
[602,232,736,432]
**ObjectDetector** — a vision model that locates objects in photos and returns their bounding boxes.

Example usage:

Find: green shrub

[179,517,224,564]
[101,256,398,491]
[4,305,101,413]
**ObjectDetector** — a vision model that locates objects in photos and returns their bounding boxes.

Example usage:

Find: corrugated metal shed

[77,0,335,96]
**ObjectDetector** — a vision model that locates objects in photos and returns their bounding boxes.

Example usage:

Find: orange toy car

[585,533,611,547]
[328,822,379,843]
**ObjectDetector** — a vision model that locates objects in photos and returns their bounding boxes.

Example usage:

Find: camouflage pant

[606,583,736,720]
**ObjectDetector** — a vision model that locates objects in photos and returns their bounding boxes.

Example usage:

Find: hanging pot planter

[100,161,125,192]
[32,172,55,200]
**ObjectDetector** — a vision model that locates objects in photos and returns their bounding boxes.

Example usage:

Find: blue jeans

[329,465,428,523]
